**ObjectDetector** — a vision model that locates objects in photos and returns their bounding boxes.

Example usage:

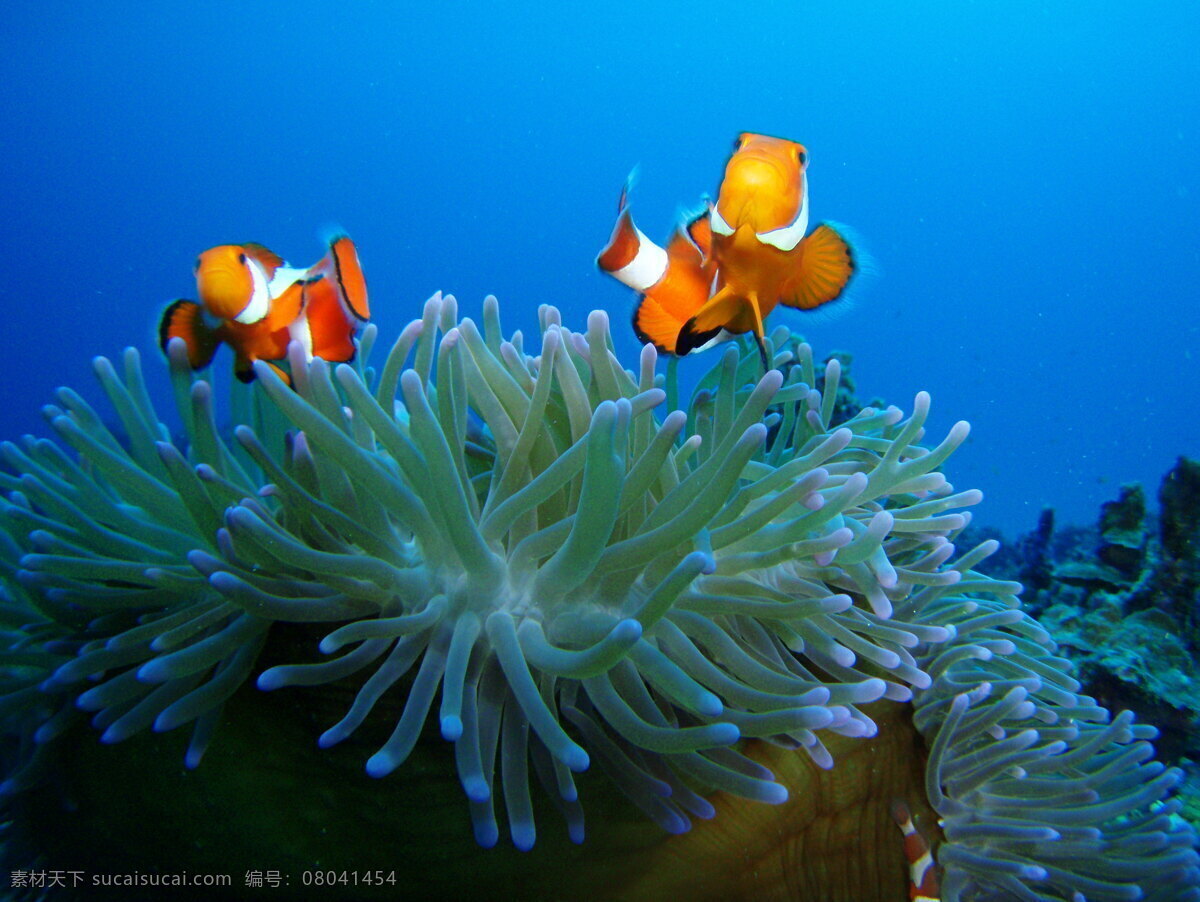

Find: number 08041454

[301,871,398,887]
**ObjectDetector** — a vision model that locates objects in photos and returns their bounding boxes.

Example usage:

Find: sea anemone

[0,294,1196,901]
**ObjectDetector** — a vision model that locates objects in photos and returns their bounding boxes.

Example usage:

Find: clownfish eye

[237,252,247,264]
[732,135,744,152]
[193,257,201,272]
[798,150,808,165]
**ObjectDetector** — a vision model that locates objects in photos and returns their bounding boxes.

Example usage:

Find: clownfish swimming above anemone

[159,233,370,382]
[597,133,857,368]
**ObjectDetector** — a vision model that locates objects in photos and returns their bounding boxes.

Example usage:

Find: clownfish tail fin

[318,221,347,248]
[327,234,370,321]
[618,165,640,212]
[308,229,369,322]
[158,299,221,370]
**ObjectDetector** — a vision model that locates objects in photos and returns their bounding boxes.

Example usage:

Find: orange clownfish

[159,234,370,382]
[597,133,856,367]
[892,799,941,902]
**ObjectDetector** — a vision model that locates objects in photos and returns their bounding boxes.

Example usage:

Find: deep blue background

[1,1,1196,535]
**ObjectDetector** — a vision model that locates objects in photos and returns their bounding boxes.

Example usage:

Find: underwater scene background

[2,1,1198,536]
[1,2,1198,900]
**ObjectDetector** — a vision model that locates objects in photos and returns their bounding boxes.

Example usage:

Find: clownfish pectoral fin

[232,354,291,385]
[158,299,221,369]
[676,286,743,356]
[892,799,940,902]
[290,276,357,364]
[780,222,857,312]
[234,360,257,384]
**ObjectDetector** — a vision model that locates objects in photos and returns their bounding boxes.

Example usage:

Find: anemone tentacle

[0,294,1195,901]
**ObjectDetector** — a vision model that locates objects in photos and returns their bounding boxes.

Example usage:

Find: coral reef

[979,457,1200,854]
[0,295,1196,901]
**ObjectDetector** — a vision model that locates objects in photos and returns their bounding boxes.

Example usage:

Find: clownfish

[892,799,941,902]
[597,133,856,368]
[158,234,369,382]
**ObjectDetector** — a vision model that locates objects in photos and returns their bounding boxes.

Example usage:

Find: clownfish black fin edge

[158,299,221,370]
[630,304,675,356]
[675,319,722,356]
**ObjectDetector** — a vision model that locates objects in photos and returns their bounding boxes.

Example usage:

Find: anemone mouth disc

[0,294,1196,901]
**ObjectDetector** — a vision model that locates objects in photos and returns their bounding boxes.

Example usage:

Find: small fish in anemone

[0,294,1197,901]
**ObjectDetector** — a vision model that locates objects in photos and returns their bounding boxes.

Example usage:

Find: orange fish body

[159,234,369,382]
[597,133,856,365]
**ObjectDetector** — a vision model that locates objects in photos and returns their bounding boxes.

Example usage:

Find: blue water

[1,1,1196,536]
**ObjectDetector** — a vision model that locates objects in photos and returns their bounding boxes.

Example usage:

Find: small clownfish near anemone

[892,799,942,902]
[158,233,370,383]
[597,132,857,369]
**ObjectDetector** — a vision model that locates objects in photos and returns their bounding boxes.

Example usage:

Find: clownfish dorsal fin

[240,243,285,277]
[265,265,311,303]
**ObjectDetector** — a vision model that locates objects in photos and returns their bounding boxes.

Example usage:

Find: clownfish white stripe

[893,800,941,902]
[268,265,308,296]
[289,310,315,361]
[757,173,810,251]
[233,257,271,324]
[710,203,734,236]
[609,227,669,291]
[910,848,935,892]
